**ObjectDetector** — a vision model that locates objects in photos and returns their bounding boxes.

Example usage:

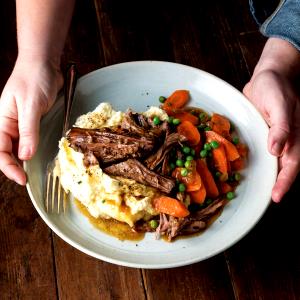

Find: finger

[18,99,42,160]
[272,132,300,202]
[267,93,294,157]
[0,132,26,185]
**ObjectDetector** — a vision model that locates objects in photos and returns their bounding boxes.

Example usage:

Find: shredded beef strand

[104,159,175,193]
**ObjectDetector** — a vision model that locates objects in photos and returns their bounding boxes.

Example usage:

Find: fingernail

[271,142,283,156]
[19,147,31,159]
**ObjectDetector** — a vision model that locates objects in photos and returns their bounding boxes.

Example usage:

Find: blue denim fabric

[250,0,300,51]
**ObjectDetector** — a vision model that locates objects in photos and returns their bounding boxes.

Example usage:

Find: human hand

[0,55,63,185]
[243,38,300,202]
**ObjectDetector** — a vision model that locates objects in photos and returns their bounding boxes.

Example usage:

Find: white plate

[25,61,277,269]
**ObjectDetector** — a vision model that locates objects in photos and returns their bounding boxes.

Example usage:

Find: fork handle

[63,64,78,136]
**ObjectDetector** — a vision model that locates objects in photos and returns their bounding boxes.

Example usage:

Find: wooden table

[1,1,300,299]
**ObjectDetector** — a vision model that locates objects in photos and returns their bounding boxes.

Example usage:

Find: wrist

[16,50,61,72]
[253,38,300,78]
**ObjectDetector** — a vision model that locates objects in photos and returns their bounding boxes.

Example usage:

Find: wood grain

[0,174,57,300]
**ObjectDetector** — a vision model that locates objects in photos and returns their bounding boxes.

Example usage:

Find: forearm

[16,0,75,66]
[254,38,300,78]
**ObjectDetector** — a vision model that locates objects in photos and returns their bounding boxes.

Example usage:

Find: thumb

[18,100,42,160]
[267,96,292,157]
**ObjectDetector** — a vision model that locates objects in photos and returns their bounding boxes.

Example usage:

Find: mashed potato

[57,103,167,226]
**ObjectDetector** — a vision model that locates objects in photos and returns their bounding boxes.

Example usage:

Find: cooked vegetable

[204,143,212,151]
[178,183,186,192]
[149,219,159,229]
[236,143,248,158]
[184,160,192,168]
[200,149,208,158]
[219,182,233,194]
[232,137,239,145]
[204,126,211,131]
[173,111,199,125]
[205,131,240,161]
[196,159,219,198]
[153,116,161,125]
[173,118,181,125]
[211,113,231,137]
[162,90,190,113]
[190,184,206,204]
[226,191,235,200]
[186,155,194,161]
[210,140,219,149]
[159,96,166,103]
[153,196,190,218]
[231,157,245,171]
[211,143,228,175]
[181,168,188,176]
[234,173,241,181]
[177,121,201,146]
[182,146,191,154]
[176,159,184,167]
[172,167,202,192]
[199,112,207,121]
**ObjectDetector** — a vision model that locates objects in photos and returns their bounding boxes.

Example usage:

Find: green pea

[172,118,181,125]
[159,96,166,103]
[204,143,211,151]
[181,168,188,176]
[149,219,159,229]
[215,171,221,178]
[204,126,212,131]
[200,149,208,158]
[167,116,174,124]
[169,162,176,170]
[182,146,191,154]
[176,159,184,167]
[232,137,239,145]
[153,116,161,125]
[198,124,207,130]
[206,198,213,205]
[230,122,235,132]
[178,183,186,192]
[190,149,196,156]
[234,173,241,181]
[210,140,219,149]
[199,112,207,121]
[226,191,235,200]
[186,155,194,161]
[184,160,192,168]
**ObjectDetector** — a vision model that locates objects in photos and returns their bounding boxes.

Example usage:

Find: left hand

[244,58,300,202]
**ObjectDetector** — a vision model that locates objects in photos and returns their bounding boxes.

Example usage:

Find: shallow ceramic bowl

[25,61,277,269]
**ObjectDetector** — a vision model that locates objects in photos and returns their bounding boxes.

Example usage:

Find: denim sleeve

[250,0,300,51]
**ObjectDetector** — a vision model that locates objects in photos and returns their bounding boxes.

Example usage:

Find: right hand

[0,56,63,185]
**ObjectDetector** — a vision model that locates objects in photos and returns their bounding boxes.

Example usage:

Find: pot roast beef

[67,127,156,167]
[104,159,175,193]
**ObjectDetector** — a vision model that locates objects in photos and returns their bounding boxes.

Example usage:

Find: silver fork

[45,64,77,213]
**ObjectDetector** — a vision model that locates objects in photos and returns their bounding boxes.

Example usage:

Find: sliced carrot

[190,184,206,204]
[173,111,199,125]
[177,121,201,146]
[219,182,233,194]
[196,159,219,198]
[231,157,245,171]
[211,144,228,175]
[205,131,240,161]
[211,113,231,137]
[153,196,190,218]
[162,90,190,113]
[172,167,202,192]
[236,143,248,158]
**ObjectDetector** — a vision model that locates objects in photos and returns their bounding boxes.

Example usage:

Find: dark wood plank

[54,237,146,300]
[0,174,58,300]
[142,255,235,300]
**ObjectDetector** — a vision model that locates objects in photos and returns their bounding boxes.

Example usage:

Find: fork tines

[45,164,67,214]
